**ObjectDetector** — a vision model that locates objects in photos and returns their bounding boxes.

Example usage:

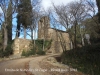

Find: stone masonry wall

[13,38,32,55]
[38,16,50,40]
[38,16,71,54]
[47,28,70,53]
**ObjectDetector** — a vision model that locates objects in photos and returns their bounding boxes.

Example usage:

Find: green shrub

[21,50,26,56]
[36,50,45,55]
[21,49,36,57]
[0,41,13,57]
[35,39,43,51]
[0,50,3,57]
[35,39,52,51]
[61,43,100,75]
[21,39,51,57]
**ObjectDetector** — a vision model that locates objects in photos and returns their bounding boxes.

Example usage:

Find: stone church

[13,16,70,55]
[38,16,70,53]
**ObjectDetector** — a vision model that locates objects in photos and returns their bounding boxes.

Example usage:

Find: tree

[96,0,100,23]
[7,0,12,42]
[82,16,100,43]
[0,0,11,51]
[52,0,95,49]
[0,0,16,51]
[16,0,32,39]
[29,0,41,40]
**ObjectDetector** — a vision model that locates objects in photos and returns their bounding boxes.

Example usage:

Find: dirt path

[0,57,34,75]
[28,54,59,75]
[0,54,85,75]
[29,55,85,75]
[0,54,58,75]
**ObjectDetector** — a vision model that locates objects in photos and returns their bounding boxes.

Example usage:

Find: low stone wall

[12,38,32,55]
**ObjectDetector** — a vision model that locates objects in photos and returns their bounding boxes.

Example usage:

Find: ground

[0,54,85,75]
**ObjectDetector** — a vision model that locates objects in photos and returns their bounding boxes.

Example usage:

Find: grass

[35,39,52,51]
[21,39,52,57]
[61,43,100,75]
[0,41,13,58]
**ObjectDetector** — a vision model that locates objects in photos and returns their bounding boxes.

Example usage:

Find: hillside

[61,43,100,75]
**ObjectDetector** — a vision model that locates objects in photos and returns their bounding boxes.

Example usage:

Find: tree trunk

[31,29,33,40]
[70,40,73,49]
[3,25,8,51]
[82,37,85,46]
[32,30,36,47]
[43,39,45,51]
[7,0,12,42]
[24,27,26,39]
[33,30,36,47]
[74,21,77,49]
[87,38,91,45]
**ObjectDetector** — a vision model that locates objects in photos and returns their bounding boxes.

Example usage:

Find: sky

[41,0,97,11]
[0,8,2,13]
[40,0,77,31]
[26,0,77,39]
[0,0,97,39]
[41,0,75,10]
[21,0,97,39]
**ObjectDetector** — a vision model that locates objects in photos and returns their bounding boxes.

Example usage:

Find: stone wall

[38,16,50,40]
[38,16,71,54]
[47,28,70,53]
[13,38,32,55]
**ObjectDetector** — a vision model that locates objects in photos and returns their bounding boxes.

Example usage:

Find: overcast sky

[41,0,75,10]
[41,0,97,11]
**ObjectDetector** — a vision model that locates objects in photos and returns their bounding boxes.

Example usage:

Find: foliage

[21,48,36,57]
[83,17,100,36]
[35,39,52,51]
[0,31,3,49]
[0,41,13,57]
[7,0,12,42]
[21,39,52,56]
[35,39,44,51]
[83,16,100,43]
[36,50,45,55]
[21,50,26,56]
[16,0,32,37]
[96,0,100,23]
[17,0,32,27]
[67,25,83,46]
[61,43,100,75]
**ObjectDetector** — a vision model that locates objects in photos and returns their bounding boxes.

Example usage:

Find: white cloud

[41,0,74,10]
[0,7,3,13]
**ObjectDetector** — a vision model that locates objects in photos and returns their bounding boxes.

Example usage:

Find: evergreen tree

[96,0,100,23]
[7,0,12,41]
[16,0,32,38]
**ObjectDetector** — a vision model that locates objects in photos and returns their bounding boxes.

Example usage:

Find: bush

[21,39,51,57]
[0,50,3,57]
[36,50,45,55]
[61,43,100,75]
[0,41,13,57]
[21,50,26,56]
[35,39,43,51]
[35,39,52,51]
[21,49,36,57]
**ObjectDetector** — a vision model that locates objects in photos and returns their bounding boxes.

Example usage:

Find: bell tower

[38,16,50,39]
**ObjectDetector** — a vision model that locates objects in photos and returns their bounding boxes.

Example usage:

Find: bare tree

[26,0,41,49]
[46,9,68,52]
[0,0,17,51]
[25,0,41,40]
[52,0,95,49]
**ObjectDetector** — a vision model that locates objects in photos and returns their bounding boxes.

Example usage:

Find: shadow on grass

[61,43,100,75]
